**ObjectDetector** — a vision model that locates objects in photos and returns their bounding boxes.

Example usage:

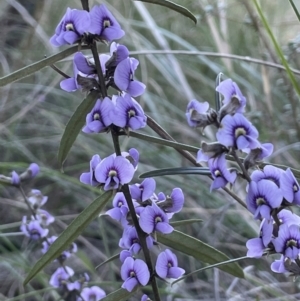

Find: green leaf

[135,0,197,24]
[101,288,136,301]
[126,131,199,153]
[0,46,88,87]
[289,0,300,22]
[170,219,203,227]
[172,256,248,285]
[96,253,120,270]
[157,230,244,278]
[23,190,113,286]
[140,167,211,178]
[58,91,98,169]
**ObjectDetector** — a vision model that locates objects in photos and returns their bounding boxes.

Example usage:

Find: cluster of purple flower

[25,193,107,301]
[52,3,186,298]
[186,78,300,276]
[1,163,107,301]
[187,78,273,191]
[104,179,186,292]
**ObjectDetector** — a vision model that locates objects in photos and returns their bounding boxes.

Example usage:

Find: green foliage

[135,0,197,24]
[157,230,244,278]
[58,90,98,169]
[1,0,300,299]
[24,190,114,285]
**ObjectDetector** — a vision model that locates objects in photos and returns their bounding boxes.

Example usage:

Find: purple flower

[216,79,246,119]
[208,154,237,191]
[37,209,55,226]
[108,42,129,67]
[216,113,259,150]
[20,216,48,240]
[246,218,273,258]
[82,98,114,134]
[250,165,283,187]
[106,192,128,224]
[128,148,139,169]
[141,295,150,301]
[81,286,106,301]
[94,155,135,190]
[74,52,96,75]
[157,188,184,215]
[80,154,101,186]
[112,94,147,130]
[120,250,132,263]
[185,99,212,128]
[246,180,282,220]
[66,281,82,292]
[88,4,125,42]
[119,226,154,254]
[278,209,300,226]
[121,257,150,292]
[280,168,300,205]
[243,143,273,170]
[74,52,109,76]
[50,8,91,46]
[273,224,300,259]
[114,58,146,97]
[130,178,156,202]
[60,59,81,92]
[49,266,74,288]
[139,202,173,234]
[156,249,185,279]
[28,189,48,208]
[25,163,40,179]
[271,255,288,273]
[11,171,20,186]
[15,163,40,182]
[197,142,228,162]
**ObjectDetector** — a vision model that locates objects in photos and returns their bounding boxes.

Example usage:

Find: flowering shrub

[1,0,300,300]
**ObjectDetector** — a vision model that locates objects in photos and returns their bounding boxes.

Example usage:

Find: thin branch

[129,50,300,76]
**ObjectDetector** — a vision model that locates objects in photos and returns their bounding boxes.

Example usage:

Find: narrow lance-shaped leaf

[0,46,88,87]
[101,288,136,301]
[126,131,199,153]
[58,90,99,169]
[172,256,248,285]
[157,230,244,278]
[140,167,211,178]
[134,0,197,24]
[23,190,113,286]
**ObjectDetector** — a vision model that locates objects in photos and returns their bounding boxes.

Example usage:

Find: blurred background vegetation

[1,0,300,300]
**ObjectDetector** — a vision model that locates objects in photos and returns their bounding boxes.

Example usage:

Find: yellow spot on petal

[286,239,297,248]
[109,170,117,177]
[293,184,299,192]
[256,197,266,206]
[93,113,100,120]
[214,170,221,177]
[128,109,136,118]
[103,20,111,28]
[155,216,162,224]
[65,23,74,31]
[234,127,246,138]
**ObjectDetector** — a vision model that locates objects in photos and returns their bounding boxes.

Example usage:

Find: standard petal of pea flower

[121,257,150,292]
